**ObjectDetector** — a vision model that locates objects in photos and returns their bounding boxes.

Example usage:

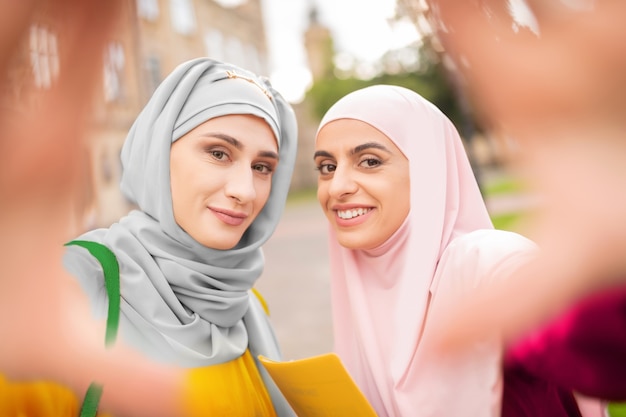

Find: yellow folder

[258,353,378,417]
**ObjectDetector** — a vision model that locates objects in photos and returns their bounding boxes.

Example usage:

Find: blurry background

[3,0,535,359]
[4,0,524,231]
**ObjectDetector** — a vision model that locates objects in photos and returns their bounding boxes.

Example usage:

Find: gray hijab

[64,58,297,414]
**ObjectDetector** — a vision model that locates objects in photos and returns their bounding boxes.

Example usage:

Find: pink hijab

[317,85,536,416]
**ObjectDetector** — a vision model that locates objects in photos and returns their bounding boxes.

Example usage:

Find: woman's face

[315,119,410,250]
[170,114,279,250]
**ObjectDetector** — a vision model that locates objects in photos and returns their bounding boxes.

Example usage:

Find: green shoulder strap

[79,384,104,417]
[65,240,121,417]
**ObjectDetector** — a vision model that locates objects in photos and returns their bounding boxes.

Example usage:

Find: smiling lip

[332,205,374,227]
[210,207,248,226]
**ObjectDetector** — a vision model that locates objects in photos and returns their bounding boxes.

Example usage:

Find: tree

[305,41,465,137]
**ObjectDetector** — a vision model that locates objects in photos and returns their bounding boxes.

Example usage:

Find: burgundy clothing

[502,367,582,417]
[502,284,626,415]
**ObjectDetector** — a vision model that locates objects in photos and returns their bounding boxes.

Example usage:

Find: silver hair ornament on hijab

[226,70,273,100]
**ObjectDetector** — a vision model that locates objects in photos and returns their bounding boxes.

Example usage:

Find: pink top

[317,85,537,417]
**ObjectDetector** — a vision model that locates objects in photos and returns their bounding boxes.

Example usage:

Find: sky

[255,0,552,103]
[259,0,421,102]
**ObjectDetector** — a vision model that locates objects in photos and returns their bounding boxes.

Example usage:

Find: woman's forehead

[316,118,407,159]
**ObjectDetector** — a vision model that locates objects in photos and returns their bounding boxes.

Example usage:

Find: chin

[194,236,240,250]
[337,236,369,250]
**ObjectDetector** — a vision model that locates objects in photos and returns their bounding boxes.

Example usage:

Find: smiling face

[315,119,410,250]
[170,114,279,250]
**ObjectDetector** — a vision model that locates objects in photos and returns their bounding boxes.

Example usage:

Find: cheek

[255,180,273,208]
[316,182,326,203]
[398,191,410,221]
[169,172,182,210]
[397,177,410,209]
[170,179,190,228]
[385,175,410,221]
[170,168,192,206]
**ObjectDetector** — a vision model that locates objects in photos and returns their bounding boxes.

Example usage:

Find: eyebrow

[204,132,279,160]
[313,150,333,159]
[352,142,391,155]
[313,142,392,159]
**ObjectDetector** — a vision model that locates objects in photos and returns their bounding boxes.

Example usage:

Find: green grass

[286,187,317,206]
[482,175,527,196]
[483,172,527,232]
[490,212,524,232]
[609,403,626,417]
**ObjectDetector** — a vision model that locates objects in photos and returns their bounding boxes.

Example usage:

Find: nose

[224,164,256,204]
[327,165,358,199]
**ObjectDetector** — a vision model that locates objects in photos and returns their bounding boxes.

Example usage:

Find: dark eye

[253,163,273,175]
[359,158,381,168]
[317,163,336,175]
[211,150,227,160]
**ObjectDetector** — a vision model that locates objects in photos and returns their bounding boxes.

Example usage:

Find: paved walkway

[256,185,535,360]
[256,200,332,360]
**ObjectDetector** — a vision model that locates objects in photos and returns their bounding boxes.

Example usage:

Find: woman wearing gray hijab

[63,58,298,416]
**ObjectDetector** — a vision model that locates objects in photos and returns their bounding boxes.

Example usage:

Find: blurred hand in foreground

[424,0,626,349]
[0,1,186,415]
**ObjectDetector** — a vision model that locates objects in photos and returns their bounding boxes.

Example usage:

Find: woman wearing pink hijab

[313,85,538,416]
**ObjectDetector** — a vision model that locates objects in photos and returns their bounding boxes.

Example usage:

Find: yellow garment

[0,374,78,416]
[1,352,275,417]
[0,290,273,417]
[0,375,115,417]
[251,287,270,315]
[184,349,277,417]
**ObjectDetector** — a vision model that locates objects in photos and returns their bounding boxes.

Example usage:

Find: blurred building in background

[97,0,271,228]
[5,0,315,230]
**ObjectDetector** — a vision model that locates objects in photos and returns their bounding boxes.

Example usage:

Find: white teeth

[337,208,371,219]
